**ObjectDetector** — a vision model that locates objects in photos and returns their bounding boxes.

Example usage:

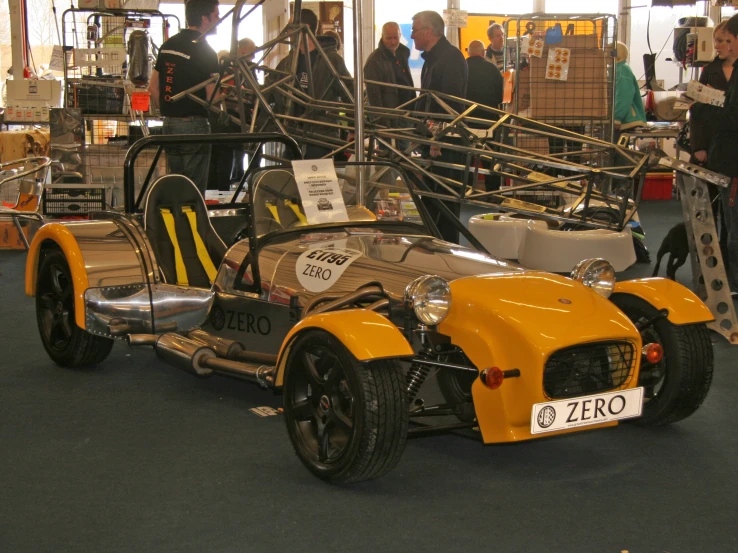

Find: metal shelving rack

[505,13,617,167]
[59,7,180,207]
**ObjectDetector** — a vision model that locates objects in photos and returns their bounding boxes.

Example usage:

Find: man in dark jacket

[411,10,468,243]
[466,40,503,123]
[466,40,503,191]
[266,9,353,159]
[364,22,416,112]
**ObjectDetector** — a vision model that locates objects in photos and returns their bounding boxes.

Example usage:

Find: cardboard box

[512,133,550,156]
[523,35,610,122]
[6,79,63,108]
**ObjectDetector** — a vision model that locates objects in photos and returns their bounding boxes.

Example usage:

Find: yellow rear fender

[612,279,714,325]
[274,309,413,387]
[25,224,89,330]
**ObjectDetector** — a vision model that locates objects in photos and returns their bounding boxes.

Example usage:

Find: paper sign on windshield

[291,159,349,224]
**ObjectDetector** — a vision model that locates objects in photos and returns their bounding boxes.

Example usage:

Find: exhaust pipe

[187,329,245,358]
[188,329,277,365]
[126,332,276,386]
[154,333,216,377]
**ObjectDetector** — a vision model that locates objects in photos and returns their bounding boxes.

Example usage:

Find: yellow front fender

[25,224,89,330]
[613,278,714,324]
[274,309,413,387]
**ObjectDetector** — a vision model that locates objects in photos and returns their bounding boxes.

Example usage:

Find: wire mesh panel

[62,8,180,116]
[507,14,616,150]
[59,8,177,208]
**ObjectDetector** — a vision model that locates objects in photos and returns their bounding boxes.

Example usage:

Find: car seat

[144,174,227,288]
[252,169,307,231]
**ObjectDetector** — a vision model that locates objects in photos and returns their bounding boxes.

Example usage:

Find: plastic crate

[66,78,125,115]
[43,187,105,216]
[642,172,673,200]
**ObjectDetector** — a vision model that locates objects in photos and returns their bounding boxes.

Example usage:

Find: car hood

[260,231,527,303]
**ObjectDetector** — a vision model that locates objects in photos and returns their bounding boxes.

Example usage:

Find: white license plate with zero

[531,387,644,435]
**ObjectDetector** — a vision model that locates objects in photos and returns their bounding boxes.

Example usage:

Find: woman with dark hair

[691,14,738,295]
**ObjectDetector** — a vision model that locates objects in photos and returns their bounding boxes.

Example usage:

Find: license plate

[531,387,643,435]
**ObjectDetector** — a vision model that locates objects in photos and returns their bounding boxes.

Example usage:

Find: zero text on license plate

[530,387,643,435]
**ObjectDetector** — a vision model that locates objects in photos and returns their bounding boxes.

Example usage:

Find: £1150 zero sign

[296,246,363,292]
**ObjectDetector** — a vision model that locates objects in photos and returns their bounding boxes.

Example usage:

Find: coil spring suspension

[406,362,430,403]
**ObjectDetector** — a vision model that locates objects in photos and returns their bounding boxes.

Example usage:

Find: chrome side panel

[86,284,152,336]
[150,284,213,333]
[60,219,147,287]
[92,212,161,285]
[85,282,213,338]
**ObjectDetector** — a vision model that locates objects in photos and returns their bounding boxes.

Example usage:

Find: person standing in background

[412,10,467,243]
[265,8,353,159]
[690,20,736,274]
[148,0,220,194]
[364,22,416,111]
[613,42,647,140]
[465,39,503,191]
[485,23,506,72]
[364,21,416,147]
[322,30,343,58]
[691,21,734,164]
[209,38,258,191]
[690,13,738,297]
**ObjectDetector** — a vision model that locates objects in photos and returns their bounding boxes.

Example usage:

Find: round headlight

[570,258,616,298]
[404,275,452,326]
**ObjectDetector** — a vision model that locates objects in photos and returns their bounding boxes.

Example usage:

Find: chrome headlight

[404,275,452,326]
[570,258,616,298]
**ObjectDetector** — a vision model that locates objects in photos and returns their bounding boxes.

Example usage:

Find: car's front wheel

[36,249,114,368]
[283,330,408,483]
[610,293,713,426]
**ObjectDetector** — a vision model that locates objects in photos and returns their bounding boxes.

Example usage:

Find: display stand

[676,172,738,344]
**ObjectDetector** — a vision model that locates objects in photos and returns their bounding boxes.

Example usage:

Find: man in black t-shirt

[148,0,219,193]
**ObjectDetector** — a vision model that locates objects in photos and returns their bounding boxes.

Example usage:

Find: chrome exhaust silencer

[126,332,276,386]
[187,329,245,358]
[154,333,216,377]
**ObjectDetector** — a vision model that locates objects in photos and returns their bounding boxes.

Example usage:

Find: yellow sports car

[25,135,714,483]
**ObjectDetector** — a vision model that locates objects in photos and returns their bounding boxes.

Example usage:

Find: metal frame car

[24,134,715,483]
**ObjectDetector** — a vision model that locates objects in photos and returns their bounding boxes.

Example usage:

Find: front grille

[543,341,635,399]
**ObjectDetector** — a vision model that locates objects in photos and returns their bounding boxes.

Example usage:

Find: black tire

[437,369,477,422]
[610,293,713,426]
[36,249,114,368]
[283,330,408,483]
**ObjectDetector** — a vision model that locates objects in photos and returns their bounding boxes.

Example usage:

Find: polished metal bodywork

[218,231,524,305]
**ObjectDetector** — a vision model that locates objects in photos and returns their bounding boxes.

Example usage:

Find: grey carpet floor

[0,200,736,553]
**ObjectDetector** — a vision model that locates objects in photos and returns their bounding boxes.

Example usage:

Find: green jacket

[614,61,647,130]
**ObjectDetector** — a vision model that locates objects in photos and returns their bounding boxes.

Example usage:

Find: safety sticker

[296,245,363,293]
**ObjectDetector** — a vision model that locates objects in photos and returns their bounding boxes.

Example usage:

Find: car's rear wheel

[610,293,713,426]
[283,330,408,483]
[36,249,114,368]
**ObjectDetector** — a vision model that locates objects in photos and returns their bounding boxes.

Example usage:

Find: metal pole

[353,0,366,202]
